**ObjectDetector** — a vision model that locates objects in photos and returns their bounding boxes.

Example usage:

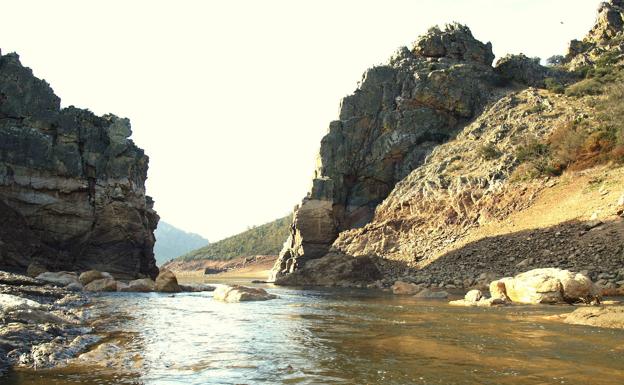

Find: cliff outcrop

[0,51,158,279]
[271,1,624,287]
[271,24,508,281]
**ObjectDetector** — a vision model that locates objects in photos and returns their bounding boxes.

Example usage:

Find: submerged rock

[413,288,449,299]
[213,285,277,303]
[154,269,181,293]
[392,281,423,295]
[489,268,600,305]
[563,306,624,329]
[179,283,216,292]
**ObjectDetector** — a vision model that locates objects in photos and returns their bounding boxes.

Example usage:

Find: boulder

[449,297,507,307]
[213,285,277,303]
[464,289,483,302]
[26,262,48,278]
[179,283,216,292]
[116,281,130,291]
[79,270,113,286]
[84,278,117,292]
[36,272,80,287]
[120,278,156,292]
[0,293,42,311]
[392,281,423,295]
[489,268,600,305]
[154,269,181,293]
[66,282,84,292]
[272,253,381,287]
[414,288,449,299]
[449,289,508,307]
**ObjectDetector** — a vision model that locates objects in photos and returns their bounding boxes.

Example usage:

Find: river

[4,283,624,385]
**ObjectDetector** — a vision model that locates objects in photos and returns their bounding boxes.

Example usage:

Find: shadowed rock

[0,51,158,279]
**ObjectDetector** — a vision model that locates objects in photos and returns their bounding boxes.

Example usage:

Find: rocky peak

[566,0,624,66]
[411,23,495,66]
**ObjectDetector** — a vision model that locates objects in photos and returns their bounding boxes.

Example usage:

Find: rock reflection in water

[4,287,624,385]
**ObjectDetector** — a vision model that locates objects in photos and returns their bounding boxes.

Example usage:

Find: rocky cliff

[270,24,506,281]
[271,1,624,287]
[0,51,158,279]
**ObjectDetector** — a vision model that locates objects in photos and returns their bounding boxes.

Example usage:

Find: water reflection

[5,286,624,385]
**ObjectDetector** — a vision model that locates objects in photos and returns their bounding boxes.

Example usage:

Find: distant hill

[175,215,292,261]
[154,221,209,265]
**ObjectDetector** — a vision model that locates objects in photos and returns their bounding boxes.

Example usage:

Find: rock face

[566,0,624,68]
[0,50,158,279]
[213,285,277,302]
[271,24,503,282]
[489,268,600,305]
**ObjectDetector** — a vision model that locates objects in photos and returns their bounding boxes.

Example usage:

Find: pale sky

[0,0,601,241]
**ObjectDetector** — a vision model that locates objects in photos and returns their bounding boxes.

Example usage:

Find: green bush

[565,78,604,97]
[477,143,501,160]
[544,78,565,94]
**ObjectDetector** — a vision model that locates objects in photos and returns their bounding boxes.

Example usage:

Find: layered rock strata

[0,51,158,279]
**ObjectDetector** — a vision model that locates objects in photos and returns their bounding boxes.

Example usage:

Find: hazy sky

[0,0,601,241]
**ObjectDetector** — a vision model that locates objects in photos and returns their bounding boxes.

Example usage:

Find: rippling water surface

[6,283,624,385]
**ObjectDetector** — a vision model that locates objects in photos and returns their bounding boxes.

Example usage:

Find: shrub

[477,143,501,160]
[516,137,549,163]
[565,78,603,97]
[544,77,565,94]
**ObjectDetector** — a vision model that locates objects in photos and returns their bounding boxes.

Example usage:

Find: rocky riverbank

[0,268,215,374]
[0,271,95,372]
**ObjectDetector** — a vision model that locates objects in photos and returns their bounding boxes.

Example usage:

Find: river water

[5,284,624,385]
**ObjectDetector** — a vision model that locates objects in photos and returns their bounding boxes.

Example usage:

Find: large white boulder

[489,268,600,304]
[213,285,277,303]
